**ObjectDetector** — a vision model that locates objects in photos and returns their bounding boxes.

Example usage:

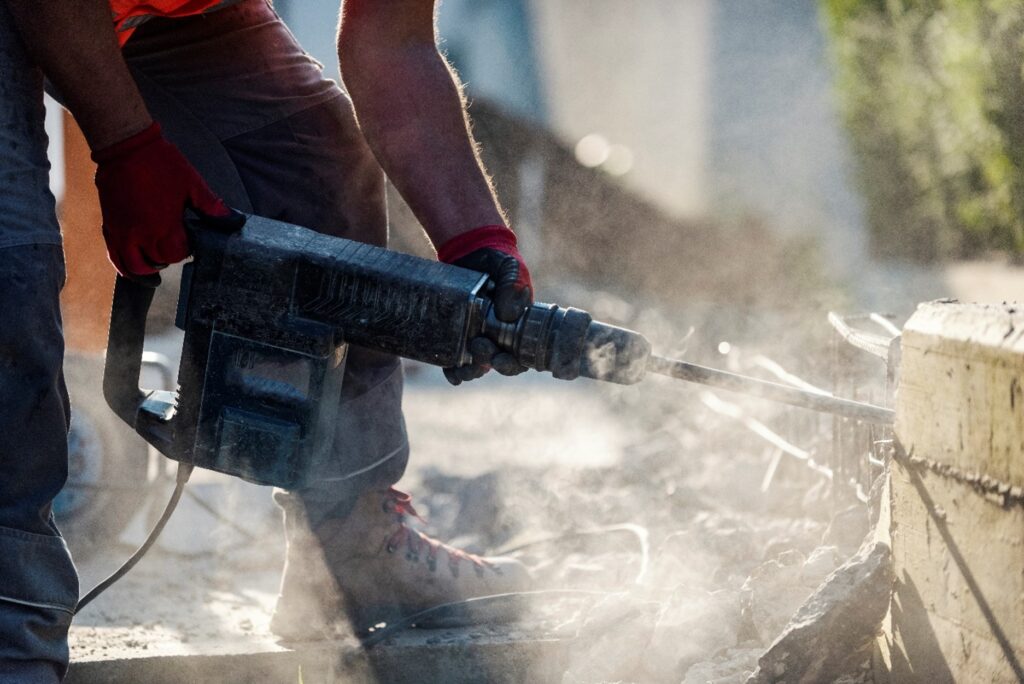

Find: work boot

[272,487,531,638]
[270,492,350,641]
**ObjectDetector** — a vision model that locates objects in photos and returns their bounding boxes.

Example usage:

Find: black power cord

[496,523,651,585]
[75,463,194,613]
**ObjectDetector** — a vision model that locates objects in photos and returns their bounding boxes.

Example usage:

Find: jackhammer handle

[104,275,174,444]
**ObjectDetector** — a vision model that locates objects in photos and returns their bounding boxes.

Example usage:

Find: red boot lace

[381,487,491,577]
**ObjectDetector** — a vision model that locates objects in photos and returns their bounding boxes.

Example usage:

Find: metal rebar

[646,355,896,424]
[827,311,893,359]
[700,392,869,503]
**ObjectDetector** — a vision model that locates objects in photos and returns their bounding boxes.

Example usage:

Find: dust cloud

[64,2,929,681]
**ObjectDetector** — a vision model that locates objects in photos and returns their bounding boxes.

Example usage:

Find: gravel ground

[69,368,646,663]
[69,337,852,683]
[67,258,1024,680]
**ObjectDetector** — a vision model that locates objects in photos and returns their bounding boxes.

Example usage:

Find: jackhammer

[79,213,893,610]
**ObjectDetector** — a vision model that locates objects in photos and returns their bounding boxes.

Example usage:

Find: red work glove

[436,225,534,385]
[92,121,235,279]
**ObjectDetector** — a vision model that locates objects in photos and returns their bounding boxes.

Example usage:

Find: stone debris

[560,594,661,684]
[641,588,742,680]
[682,648,762,684]
[739,541,849,647]
[799,545,842,588]
[739,549,809,644]
[651,514,761,590]
[821,504,870,552]
[746,540,893,684]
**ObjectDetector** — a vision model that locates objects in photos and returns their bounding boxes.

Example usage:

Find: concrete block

[896,301,1024,484]
[877,301,1024,683]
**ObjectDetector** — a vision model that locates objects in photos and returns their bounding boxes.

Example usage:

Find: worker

[0,0,533,680]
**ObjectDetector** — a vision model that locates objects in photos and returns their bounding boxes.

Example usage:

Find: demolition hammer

[80,213,893,610]
[104,213,893,487]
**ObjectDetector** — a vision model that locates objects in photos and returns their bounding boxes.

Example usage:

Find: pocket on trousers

[0,526,78,614]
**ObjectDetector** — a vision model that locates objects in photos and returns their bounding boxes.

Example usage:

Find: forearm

[339,2,507,247]
[5,0,151,150]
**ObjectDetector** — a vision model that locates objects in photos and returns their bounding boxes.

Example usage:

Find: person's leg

[121,0,409,508]
[0,4,80,681]
[120,1,408,637]
[120,0,527,637]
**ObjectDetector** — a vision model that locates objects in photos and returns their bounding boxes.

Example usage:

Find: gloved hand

[436,225,533,385]
[92,121,240,279]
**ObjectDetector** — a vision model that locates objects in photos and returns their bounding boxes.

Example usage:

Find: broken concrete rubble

[821,503,870,552]
[682,647,762,684]
[559,594,660,683]
[739,549,808,644]
[746,540,892,684]
[798,545,842,588]
[641,588,742,680]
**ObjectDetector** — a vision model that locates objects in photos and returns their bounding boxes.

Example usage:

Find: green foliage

[821,0,1024,260]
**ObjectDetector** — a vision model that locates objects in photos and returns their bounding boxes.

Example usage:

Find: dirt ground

[69,311,868,684]
[69,374,642,661]
[67,257,1024,682]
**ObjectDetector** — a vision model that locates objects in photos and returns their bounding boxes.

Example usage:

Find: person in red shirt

[0,1,533,678]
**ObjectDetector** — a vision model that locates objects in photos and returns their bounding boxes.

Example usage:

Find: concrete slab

[896,301,1024,485]
[878,301,1024,683]
[882,465,1024,683]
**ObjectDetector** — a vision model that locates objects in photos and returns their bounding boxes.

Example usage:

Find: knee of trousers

[0,525,78,677]
[279,355,410,524]
[0,244,78,673]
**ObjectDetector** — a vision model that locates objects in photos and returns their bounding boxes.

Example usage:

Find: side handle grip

[104,275,154,425]
[103,275,176,447]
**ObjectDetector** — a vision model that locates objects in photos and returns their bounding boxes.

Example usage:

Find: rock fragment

[798,545,841,588]
[821,504,870,552]
[682,647,761,684]
[746,540,892,684]
[560,594,659,683]
[642,588,742,680]
[740,549,808,643]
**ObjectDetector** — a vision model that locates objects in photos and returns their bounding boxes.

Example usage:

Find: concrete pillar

[877,301,1024,683]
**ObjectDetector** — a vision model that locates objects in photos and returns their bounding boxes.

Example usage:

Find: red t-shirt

[111,0,240,45]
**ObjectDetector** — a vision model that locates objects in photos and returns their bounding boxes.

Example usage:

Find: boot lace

[381,487,492,578]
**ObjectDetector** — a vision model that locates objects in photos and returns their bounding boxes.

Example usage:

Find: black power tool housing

[103,214,651,490]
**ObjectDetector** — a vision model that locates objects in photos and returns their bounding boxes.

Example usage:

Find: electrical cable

[183,486,258,542]
[495,523,650,585]
[75,463,193,613]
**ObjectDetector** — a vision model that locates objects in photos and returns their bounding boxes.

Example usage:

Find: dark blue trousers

[0,4,79,682]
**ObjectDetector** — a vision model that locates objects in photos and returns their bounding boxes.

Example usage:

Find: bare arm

[338,0,507,247]
[5,1,233,278]
[5,0,151,150]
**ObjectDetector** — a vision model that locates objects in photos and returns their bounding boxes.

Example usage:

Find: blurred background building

[271,0,868,284]
[45,0,886,322]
